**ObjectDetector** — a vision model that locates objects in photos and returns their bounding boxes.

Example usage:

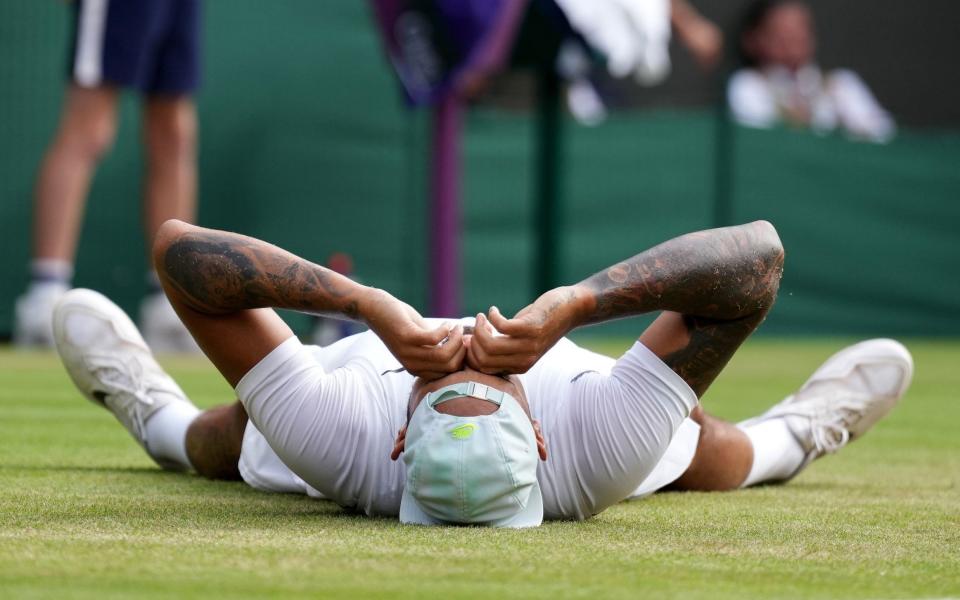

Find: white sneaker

[740,339,914,479]
[140,292,201,354]
[53,288,194,471]
[13,282,69,348]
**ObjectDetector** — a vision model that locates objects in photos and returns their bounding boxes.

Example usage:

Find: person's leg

[185,401,248,480]
[660,406,807,492]
[33,85,119,264]
[736,338,913,487]
[665,406,754,491]
[53,285,252,481]
[666,339,914,491]
[15,85,119,346]
[141,0,200,249]
[53,288,200,472]
[142,95,197,248]
[139,95,200,352]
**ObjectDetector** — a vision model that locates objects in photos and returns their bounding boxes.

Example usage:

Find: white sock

[145,270,163,294]
[144,400,200,471]
[30,259,74,286]
[738,417,808,487]
[27,279,69,296]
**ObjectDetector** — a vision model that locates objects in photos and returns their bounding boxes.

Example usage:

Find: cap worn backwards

[399,381,543,528]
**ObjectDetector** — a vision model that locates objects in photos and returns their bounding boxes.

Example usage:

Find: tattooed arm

[155,221,465,379]
[577,220,783,324]
[161,227,364,318]
[466,221,784,394]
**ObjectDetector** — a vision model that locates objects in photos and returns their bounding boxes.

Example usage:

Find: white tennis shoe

[740,338,913,479]
[53,288,194,471]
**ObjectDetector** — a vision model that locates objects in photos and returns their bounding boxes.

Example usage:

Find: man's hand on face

[360,289,466,380]
[465,286,586,375]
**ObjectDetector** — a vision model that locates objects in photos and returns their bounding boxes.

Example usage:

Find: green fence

[2,2,958,338]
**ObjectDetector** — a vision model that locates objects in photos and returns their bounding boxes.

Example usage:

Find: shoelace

[772,393,872,455]
[87,355,156,443]
[810,413,851,455]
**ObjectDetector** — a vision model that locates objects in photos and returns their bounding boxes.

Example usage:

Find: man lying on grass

[52,220,912,527]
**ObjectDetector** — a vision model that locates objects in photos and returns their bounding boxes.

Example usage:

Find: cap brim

[399,478,544,529]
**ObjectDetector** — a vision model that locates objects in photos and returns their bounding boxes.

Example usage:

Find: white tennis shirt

[236,319,699,521]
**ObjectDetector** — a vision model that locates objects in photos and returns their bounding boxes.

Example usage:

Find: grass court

[1,339,958,599]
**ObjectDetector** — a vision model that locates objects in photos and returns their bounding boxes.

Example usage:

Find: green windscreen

[1,2,957,338]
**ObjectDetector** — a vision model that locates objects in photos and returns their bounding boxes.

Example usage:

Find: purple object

[371,0,528,317]
[371,0,528,105]
[430,97,462,317]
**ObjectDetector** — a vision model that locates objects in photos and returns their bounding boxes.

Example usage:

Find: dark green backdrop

[1,2,958,338]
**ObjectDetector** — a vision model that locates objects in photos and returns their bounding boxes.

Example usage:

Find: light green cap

[399,381,543,528]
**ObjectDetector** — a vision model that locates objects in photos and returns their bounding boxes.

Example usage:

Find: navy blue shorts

[68,0,202,95]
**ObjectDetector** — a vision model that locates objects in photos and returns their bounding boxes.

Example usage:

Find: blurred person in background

[551,0,724,123]
[14,0,202,352]
[671,0,724,71]
[728,0,895,142]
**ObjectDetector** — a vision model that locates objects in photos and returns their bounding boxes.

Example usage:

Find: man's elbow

[750,219,785,310]
[151,219,193,279]
[753,219,785,266]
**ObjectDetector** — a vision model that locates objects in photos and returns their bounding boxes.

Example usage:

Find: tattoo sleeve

[160,229,362,319]
[581,221,784,323]
[578,221,785,395]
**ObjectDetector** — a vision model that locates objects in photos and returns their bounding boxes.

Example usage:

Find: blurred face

[747,2,816,71]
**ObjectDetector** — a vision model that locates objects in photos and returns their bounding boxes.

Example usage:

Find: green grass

[1,339,958,599]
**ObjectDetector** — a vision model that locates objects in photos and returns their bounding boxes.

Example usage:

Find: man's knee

[58,112,117,163]
[56,86,119,161]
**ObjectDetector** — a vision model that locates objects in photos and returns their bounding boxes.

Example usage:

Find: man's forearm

[573,221,784,326]
[464,221,783,386]
[159,225,366,319]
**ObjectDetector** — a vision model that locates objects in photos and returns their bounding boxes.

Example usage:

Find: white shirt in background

[728,64,896,143]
